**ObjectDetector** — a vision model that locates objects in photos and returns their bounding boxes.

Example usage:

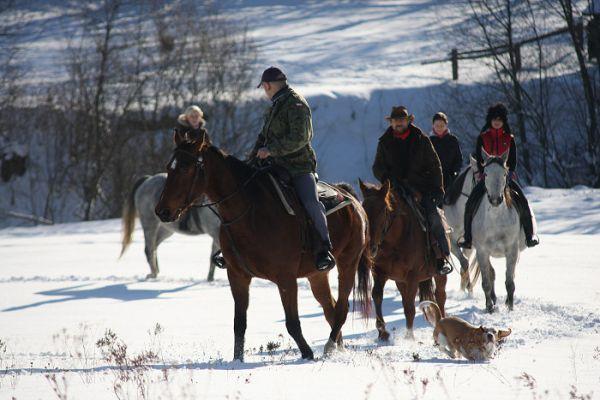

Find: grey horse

[470,150,528,312]
[120,174,221,280]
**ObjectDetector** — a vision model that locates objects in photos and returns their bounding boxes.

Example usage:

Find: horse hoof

[486,305,496,314]
[302,351,315,360]
[404,330,415,340]
[378,331,390,342]
[323,339,337,356]
[145,273,157,279]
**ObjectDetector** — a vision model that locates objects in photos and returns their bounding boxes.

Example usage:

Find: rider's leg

[292,173,335,271]
[421,193,452,275]
[458,181,486,249]
[508,179,539,247]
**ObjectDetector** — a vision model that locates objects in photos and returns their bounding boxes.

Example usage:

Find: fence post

[451,48,458,80]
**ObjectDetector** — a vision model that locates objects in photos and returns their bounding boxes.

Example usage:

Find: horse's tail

[119,175,150,258]
[354,246,373,319]
[418,278,436,302]
[469,252,481,286]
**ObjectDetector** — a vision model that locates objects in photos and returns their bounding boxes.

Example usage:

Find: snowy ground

[0,187,599,399]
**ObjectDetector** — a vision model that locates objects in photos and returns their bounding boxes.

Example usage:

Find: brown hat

[385,106,413,121]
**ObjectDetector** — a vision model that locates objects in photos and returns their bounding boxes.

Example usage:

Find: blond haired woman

[174,105,207,142]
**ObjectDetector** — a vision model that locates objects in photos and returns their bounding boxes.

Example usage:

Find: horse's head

[359,178,393,255]
[155,130,210,222]
[482,149,509,207]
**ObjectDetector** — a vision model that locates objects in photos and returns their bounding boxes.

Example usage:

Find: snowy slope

[0,188,599,399]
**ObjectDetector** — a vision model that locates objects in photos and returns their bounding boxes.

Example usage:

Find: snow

[1,188,599,399]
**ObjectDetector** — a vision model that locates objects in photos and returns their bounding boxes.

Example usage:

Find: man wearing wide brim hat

[373,105,453,275]
[250,66,335,272]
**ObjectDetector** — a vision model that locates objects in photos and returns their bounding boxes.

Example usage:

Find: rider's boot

[316,242,336,272]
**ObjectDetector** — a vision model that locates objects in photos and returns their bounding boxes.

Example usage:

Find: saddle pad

[268,173,353,216]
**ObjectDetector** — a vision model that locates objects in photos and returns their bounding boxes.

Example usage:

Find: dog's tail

[120,175,150,258]
[419,300,442,328]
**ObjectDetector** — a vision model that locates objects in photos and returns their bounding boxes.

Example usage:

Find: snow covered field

[0,187,599,399]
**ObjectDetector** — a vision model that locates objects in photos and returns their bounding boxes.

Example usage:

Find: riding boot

[315,242,336,272]
[508,180,539,247]
[211,250,227,269]
[422,193,453,276]
[458,180,486,249]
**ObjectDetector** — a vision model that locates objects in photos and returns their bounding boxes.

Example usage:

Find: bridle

[168,147,262,226]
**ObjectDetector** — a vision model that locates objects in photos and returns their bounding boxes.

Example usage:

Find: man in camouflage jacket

[251,67,334,271]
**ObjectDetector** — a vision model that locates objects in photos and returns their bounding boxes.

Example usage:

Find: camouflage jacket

[251,86,317,176]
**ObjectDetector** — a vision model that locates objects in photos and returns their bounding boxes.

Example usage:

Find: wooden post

[451,48,458,80]
[514,44,522,71]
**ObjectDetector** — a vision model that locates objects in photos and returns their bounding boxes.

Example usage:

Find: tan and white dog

[419,301,512,361]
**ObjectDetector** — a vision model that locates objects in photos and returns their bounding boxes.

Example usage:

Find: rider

[250,66,335,271]
[174,105,207,141]
[458,103,539,249]
[372,106,453,275]
[429,112,463,196]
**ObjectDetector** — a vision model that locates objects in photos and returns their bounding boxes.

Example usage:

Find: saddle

[266,166,353,217]
[266,166,353,253]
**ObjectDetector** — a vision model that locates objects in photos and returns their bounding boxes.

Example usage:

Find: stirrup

[437,259,453,275]
[212,250,227,269]
[316,251,336,272]
[457,238,472,249]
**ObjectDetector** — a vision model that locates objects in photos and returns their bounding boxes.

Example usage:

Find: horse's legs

[277,277,314,360]
[505,248,519,311]
[434,274,448,317]
[151,227,173,278]
[207,240,218,282]
[324,266,355,355]
[372,271,389,341]
[453,241,472,293]
[228,269,251,361]
[307,274,338,342]
[142,221,160,279]
[398,279,418,340]
[477,251,497,313]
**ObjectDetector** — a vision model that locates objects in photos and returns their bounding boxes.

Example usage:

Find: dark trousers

[292,173,331,248]
[463,179,535,242]
[420,193,450,258]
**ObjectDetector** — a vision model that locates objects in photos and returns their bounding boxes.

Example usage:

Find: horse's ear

[469,154,478,170]
[498,328,512,339]
[500,149,509,165]
[481,148,492,163]
[358,178,368,195]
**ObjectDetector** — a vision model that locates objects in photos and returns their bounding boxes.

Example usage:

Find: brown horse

[359,179,447,341]
[155,132,371,361]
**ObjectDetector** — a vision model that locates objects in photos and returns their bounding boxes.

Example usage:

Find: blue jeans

[292,173,331,248]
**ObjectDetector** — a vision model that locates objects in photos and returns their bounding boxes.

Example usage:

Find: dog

[419,300,511,361]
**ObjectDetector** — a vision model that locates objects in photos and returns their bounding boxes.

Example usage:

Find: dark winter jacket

[174,116,208,142]
[250,86,316,176]
[475,127,516,172]
[373,124,444,196]
[430,131,463,190]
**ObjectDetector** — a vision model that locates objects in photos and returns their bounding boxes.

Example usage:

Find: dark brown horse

[155,132,371,361]
[359,179,447,341]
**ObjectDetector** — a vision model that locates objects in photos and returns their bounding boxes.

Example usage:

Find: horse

[120,173,221,281]
[154,132,371,361]
[471,150,526,313]
[443,157,479,294]
[359,179,447,341]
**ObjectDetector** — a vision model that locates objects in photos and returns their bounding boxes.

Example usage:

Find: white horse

[471,150,527,313]
[119,174,221,280]
[443,157,478,294]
